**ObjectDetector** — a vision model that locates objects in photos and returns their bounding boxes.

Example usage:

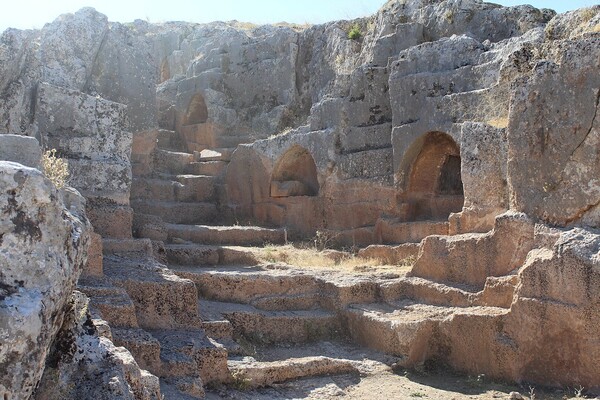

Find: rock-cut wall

[0,0,599,394]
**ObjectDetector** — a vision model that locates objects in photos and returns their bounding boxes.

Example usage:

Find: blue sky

[0,0,597,32]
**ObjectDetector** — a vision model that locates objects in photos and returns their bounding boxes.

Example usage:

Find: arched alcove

[183,93,208,126]
[404,131,464,220]
[271,145,319,197]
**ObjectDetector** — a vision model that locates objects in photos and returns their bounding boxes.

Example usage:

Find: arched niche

[404,131,464,220]
[271,145,319,197]
[183,93,208,126]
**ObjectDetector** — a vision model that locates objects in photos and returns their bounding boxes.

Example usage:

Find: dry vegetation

[41,149,69,189]
[256,243,415,274]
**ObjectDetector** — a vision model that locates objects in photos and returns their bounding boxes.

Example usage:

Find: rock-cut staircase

[80,124,535,398]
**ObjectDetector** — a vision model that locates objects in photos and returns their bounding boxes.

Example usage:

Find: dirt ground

[205,342,595,400]
[207,369,592,399]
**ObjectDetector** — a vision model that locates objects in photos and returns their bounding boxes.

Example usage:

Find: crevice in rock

[570,88,600,157]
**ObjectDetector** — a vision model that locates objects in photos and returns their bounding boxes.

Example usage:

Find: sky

[0,0,598,33]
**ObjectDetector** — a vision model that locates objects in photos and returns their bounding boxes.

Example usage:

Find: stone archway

[270,145,319,197]
[183,93,208,126]
[404,131,464,220]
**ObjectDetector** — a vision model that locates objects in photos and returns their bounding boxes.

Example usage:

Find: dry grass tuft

[257,244,415,274]
[41,149,69,189]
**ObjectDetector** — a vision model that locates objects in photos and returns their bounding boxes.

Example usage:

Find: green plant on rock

[41,149,69,189]
[348,23,362,40]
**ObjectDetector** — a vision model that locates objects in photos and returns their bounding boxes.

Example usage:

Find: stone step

[159,377,204,400]
[194,148,234,162]
[249,293,321,312]
[202,320,234,340]
[78,278,139,328]
[227,356,357,389]
[131,175,216,203]
[343,300,508,366]
[154,149,194,175]
[164,244,259,266]
[157,129,187,153]
[112,328,162,375]
[375,219,449,244]
[102,238,153,258]
[199,300,342,344]
[357,243,421,265]
[172,265,319,306]
[103,258,203,331]
[150,329,230,385]
[380,276,477,308]
[165,224,286,246]
[131,200,218,225]
[185,160,228,176]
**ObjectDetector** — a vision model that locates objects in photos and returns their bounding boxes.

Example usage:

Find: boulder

[0,134,42,168]
[0,161,91,399]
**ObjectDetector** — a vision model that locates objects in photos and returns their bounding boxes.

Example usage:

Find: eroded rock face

[35,292,159,400]
[508,35,600,227]
[0,161,91,399]
[504,229,600,386]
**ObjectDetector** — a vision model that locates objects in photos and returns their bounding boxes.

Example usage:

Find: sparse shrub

[348,24,362,40]
[231,370,252,391]
[313,230,339,251]
[41,149,69,189]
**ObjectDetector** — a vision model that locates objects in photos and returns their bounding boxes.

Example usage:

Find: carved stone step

[154,149,195,175]
[165,224,286,246]
[103,259,202,331]
[172,266,319,306]
[131,175,215,203]
[227,356,357,388]
[375,219,449,244]
[194,148,234,162]
[164,244,259,266]
[199,300,342,344]
[185,160,228,176]
[343,300,508,366]
[131,200,218,225]
[78,278,139,328]
[150,329,230,385]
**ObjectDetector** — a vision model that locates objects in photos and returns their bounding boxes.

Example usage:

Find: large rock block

[507,36,600,227]
[39,7,109,90]
[452,122,509,232]
[36,83,131,164]
[505,228,600,388]
[0,162,91,399]
[411,211,534,288]
[0,134,42,168]
[86,22,158,134]
[35,83,133,237]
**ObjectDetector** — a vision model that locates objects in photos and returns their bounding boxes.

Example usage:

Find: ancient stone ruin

[1,1,599,398]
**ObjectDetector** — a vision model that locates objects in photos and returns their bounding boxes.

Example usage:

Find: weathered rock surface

[0,162,90,398]
[34,292,160,400]
[0,134,42,168]
[1,0,599,396]
[507,35,600,227]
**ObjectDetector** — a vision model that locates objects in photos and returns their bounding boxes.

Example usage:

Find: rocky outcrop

[34,292,160,400]
[1,0,599,395]
[0,161,90,398]
[507,34,600,227]
[35,82,134,238]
